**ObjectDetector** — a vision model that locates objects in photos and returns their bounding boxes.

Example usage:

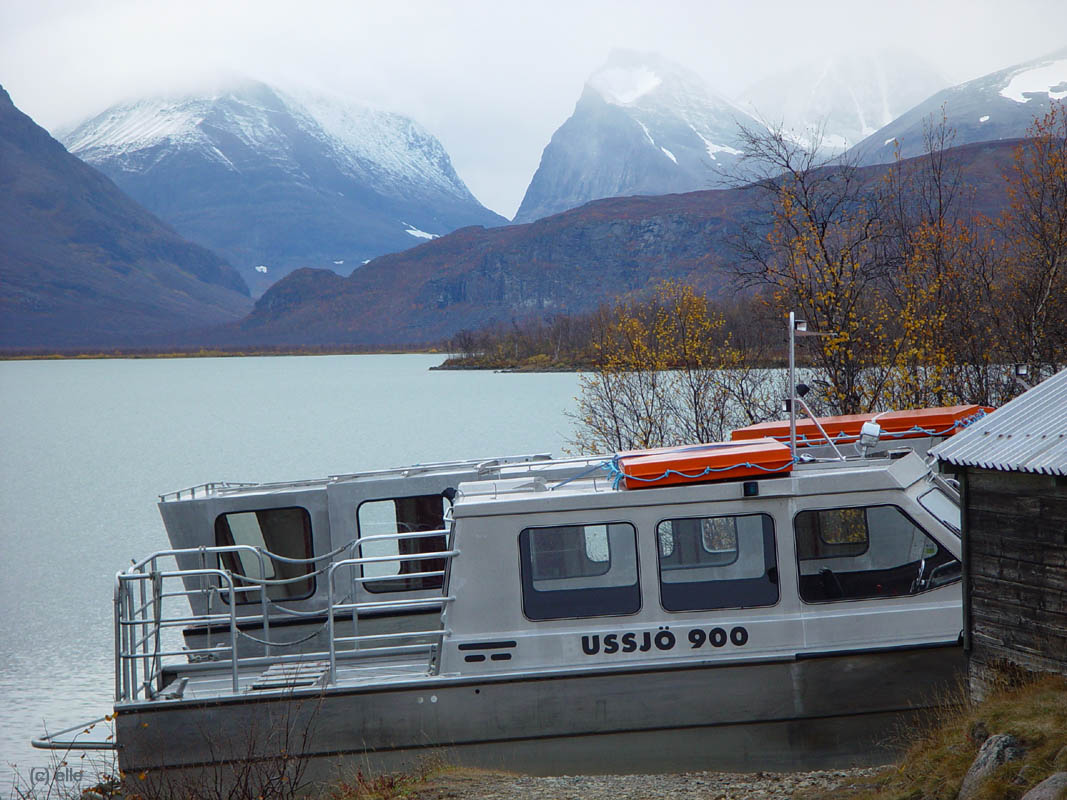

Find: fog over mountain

[738,49,948,152]
[61,79,506,295]
[514,50,757,223]
[4,1,1065,218]
[852,47,1067,165]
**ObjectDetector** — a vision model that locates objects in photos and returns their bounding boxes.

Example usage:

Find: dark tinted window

[215,507,314,603]
[657,513,778,611]
[795,506,869,559]
[358,495,450,593]
[795,505,960,603]
[520,523,639,620]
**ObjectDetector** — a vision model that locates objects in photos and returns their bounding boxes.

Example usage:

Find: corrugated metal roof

[932,368,1067,475]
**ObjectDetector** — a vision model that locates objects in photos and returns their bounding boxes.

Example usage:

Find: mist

[2,0,1064,218]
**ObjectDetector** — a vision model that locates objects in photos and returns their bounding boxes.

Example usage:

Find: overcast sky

[2,0,1065,218]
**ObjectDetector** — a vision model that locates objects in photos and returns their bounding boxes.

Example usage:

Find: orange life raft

[615,438,794,490]
[730,404,992,447]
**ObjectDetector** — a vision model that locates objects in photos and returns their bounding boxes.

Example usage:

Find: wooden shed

[932,369,1067,699]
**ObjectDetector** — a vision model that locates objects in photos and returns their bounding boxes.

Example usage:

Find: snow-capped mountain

[851,48,1067,165]
[61,80,505,295]
[513,50,758,224]
[738,49,947,153]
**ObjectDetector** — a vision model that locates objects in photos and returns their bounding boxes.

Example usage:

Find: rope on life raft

[788,408,989,446]
[603,454,800,490]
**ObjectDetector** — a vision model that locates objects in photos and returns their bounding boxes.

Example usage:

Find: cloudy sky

[2,0,1065,218]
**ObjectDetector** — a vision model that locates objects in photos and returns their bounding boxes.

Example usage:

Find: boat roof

[732,405,992,446]
[453,450,933,519]
[159,403,977,506]
[157,452,563,503]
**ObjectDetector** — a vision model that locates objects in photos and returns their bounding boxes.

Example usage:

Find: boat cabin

[435,448,963,677]
[156,454,608,655]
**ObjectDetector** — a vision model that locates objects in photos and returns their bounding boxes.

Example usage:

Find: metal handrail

[114,567,239,702]
[158,481,261,502]
[32,717,117,751]
[324,547,457,681]
[112,529,459,705]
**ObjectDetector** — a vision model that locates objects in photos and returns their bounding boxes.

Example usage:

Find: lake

[0,354,579,790]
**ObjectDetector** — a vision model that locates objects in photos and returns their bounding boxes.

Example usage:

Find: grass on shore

[320,757,509,800]
[327,674,1067,800]
[812,674,1067,800]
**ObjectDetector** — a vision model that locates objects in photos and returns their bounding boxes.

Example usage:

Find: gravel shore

[411,766,884,799]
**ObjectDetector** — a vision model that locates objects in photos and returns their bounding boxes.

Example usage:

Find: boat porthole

[431,695,438,703]
[474,688,480,694]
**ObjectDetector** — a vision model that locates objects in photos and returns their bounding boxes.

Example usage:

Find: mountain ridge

[0,85,252,350]
[513,50,757,224]
[61,80,506,295]
[211,137,1022,349]
[851,47,1067,165]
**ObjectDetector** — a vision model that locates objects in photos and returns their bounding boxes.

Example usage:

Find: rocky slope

[61,79,506,295]
[217,138,1021,349]
[513,50,758,223]
[0,85,251,350]
[851,47,1067,165]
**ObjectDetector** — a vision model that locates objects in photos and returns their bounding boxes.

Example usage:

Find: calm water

[0,355,579,789]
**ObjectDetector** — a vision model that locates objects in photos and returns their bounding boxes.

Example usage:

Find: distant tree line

[442,104,1066,452]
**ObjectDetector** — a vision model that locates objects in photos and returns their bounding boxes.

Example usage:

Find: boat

[33,405,977,790]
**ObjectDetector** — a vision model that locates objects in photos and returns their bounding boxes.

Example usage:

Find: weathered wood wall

[963,468,1067,698]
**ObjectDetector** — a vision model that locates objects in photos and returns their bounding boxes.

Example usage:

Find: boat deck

[152,650,435,706]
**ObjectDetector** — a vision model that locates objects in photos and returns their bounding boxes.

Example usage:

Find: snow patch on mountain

[588,65,662,105]
[64,80,481,205]
[280,87,471,198]
[404,224,438,240]
[513,50,758,223]
[999,58,1067,102]
[62,100,205,155]
[60,78,504,296]
[693,128,743,161]
[849,47,1067,167]
[635,119,656,145]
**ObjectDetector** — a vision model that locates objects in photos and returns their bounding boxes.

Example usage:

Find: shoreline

[350,765,885,800]
[0,347,441,362]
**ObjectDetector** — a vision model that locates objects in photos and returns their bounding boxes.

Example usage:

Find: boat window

[796,506,869,559]
[519,522,640,620]
[215,507,314,603]
[358,494,451,593]
[794,505,960,603]
[657,513,779,612]
[918,488,961,534]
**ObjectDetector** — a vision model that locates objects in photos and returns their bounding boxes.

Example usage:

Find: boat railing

[328,452,554,482]
[156,454,559,503]
[324,534,459,682]
[158,481,262,502]
[114,530,456,703]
